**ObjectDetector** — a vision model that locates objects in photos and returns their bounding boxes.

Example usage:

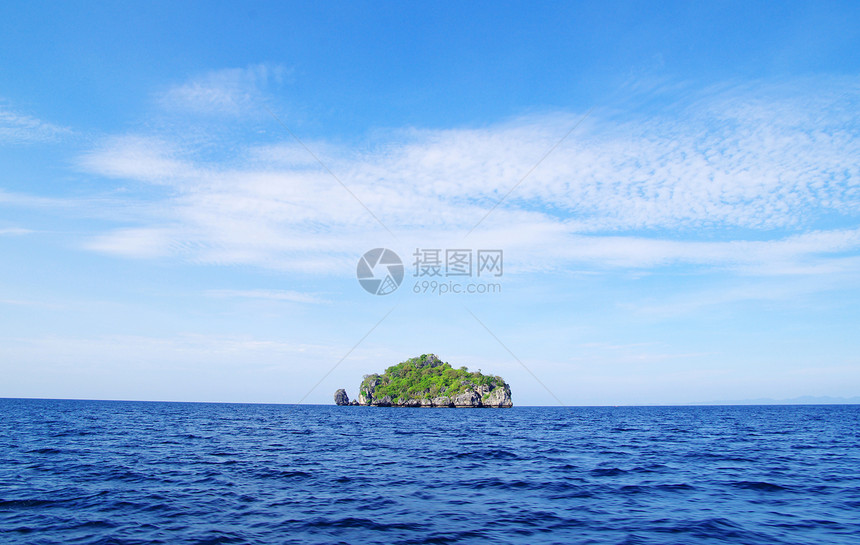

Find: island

[334,353,513,408]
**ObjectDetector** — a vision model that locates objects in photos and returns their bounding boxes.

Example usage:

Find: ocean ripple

[1,400,859,544]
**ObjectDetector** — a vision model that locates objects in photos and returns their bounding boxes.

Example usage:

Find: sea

[1,399,858,544]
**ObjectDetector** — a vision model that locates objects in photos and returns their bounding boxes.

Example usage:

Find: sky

[1,1,859,405]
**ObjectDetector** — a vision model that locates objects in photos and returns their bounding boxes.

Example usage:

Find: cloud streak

[0,103,71,143]
[205,289,328,304]
[157,64,290,116]
[0,227,33,236]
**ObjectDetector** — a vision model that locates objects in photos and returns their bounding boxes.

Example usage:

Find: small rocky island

[334,353,513,408]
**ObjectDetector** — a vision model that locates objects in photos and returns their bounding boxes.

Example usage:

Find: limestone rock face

[371,395,393,407]
[431,396,453,408]
[483,385,513,408]
[452,390,480,407]
[334,389,350,406]
[358,376,380,406]
[340,386,512,408]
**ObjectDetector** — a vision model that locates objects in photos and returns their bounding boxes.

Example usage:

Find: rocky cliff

[337,354,512,408]
[334,388,358,406]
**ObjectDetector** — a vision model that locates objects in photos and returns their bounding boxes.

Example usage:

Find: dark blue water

[1,400,859,544]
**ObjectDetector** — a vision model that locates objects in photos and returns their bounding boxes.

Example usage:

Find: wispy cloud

[205,289,328,304]
[84,227,177,259]
[157,64,290,116]
[58,75,860,278]
[0,103,71,143]
[78,135,192,184]
[0,227,33,236]
[542,228,860,272]
[0,298,47,307]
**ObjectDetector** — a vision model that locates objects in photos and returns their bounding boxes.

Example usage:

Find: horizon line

[3,396,859,407]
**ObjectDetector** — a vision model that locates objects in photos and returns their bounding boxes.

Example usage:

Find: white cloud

[0,227,33,236]
[542,228,860,272]
[356,91,859,232]
[157,64,290,116]
[205,289,328,304]
[85,227,176,259]
[67,76,860,277]
[0,104,71,143]
[78,135,194,184]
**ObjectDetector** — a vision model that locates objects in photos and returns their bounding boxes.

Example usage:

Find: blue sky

[2,1,859,405]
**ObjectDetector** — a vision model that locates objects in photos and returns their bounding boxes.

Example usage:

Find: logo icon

[357,248,404,295]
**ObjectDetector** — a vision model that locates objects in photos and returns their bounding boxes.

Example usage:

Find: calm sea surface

[1,399,858,544]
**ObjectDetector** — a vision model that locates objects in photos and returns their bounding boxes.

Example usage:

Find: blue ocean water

[1,399,858,544]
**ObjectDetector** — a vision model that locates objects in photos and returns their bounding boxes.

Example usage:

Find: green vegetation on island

[365,354,503,401]
[341,354,512,408]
